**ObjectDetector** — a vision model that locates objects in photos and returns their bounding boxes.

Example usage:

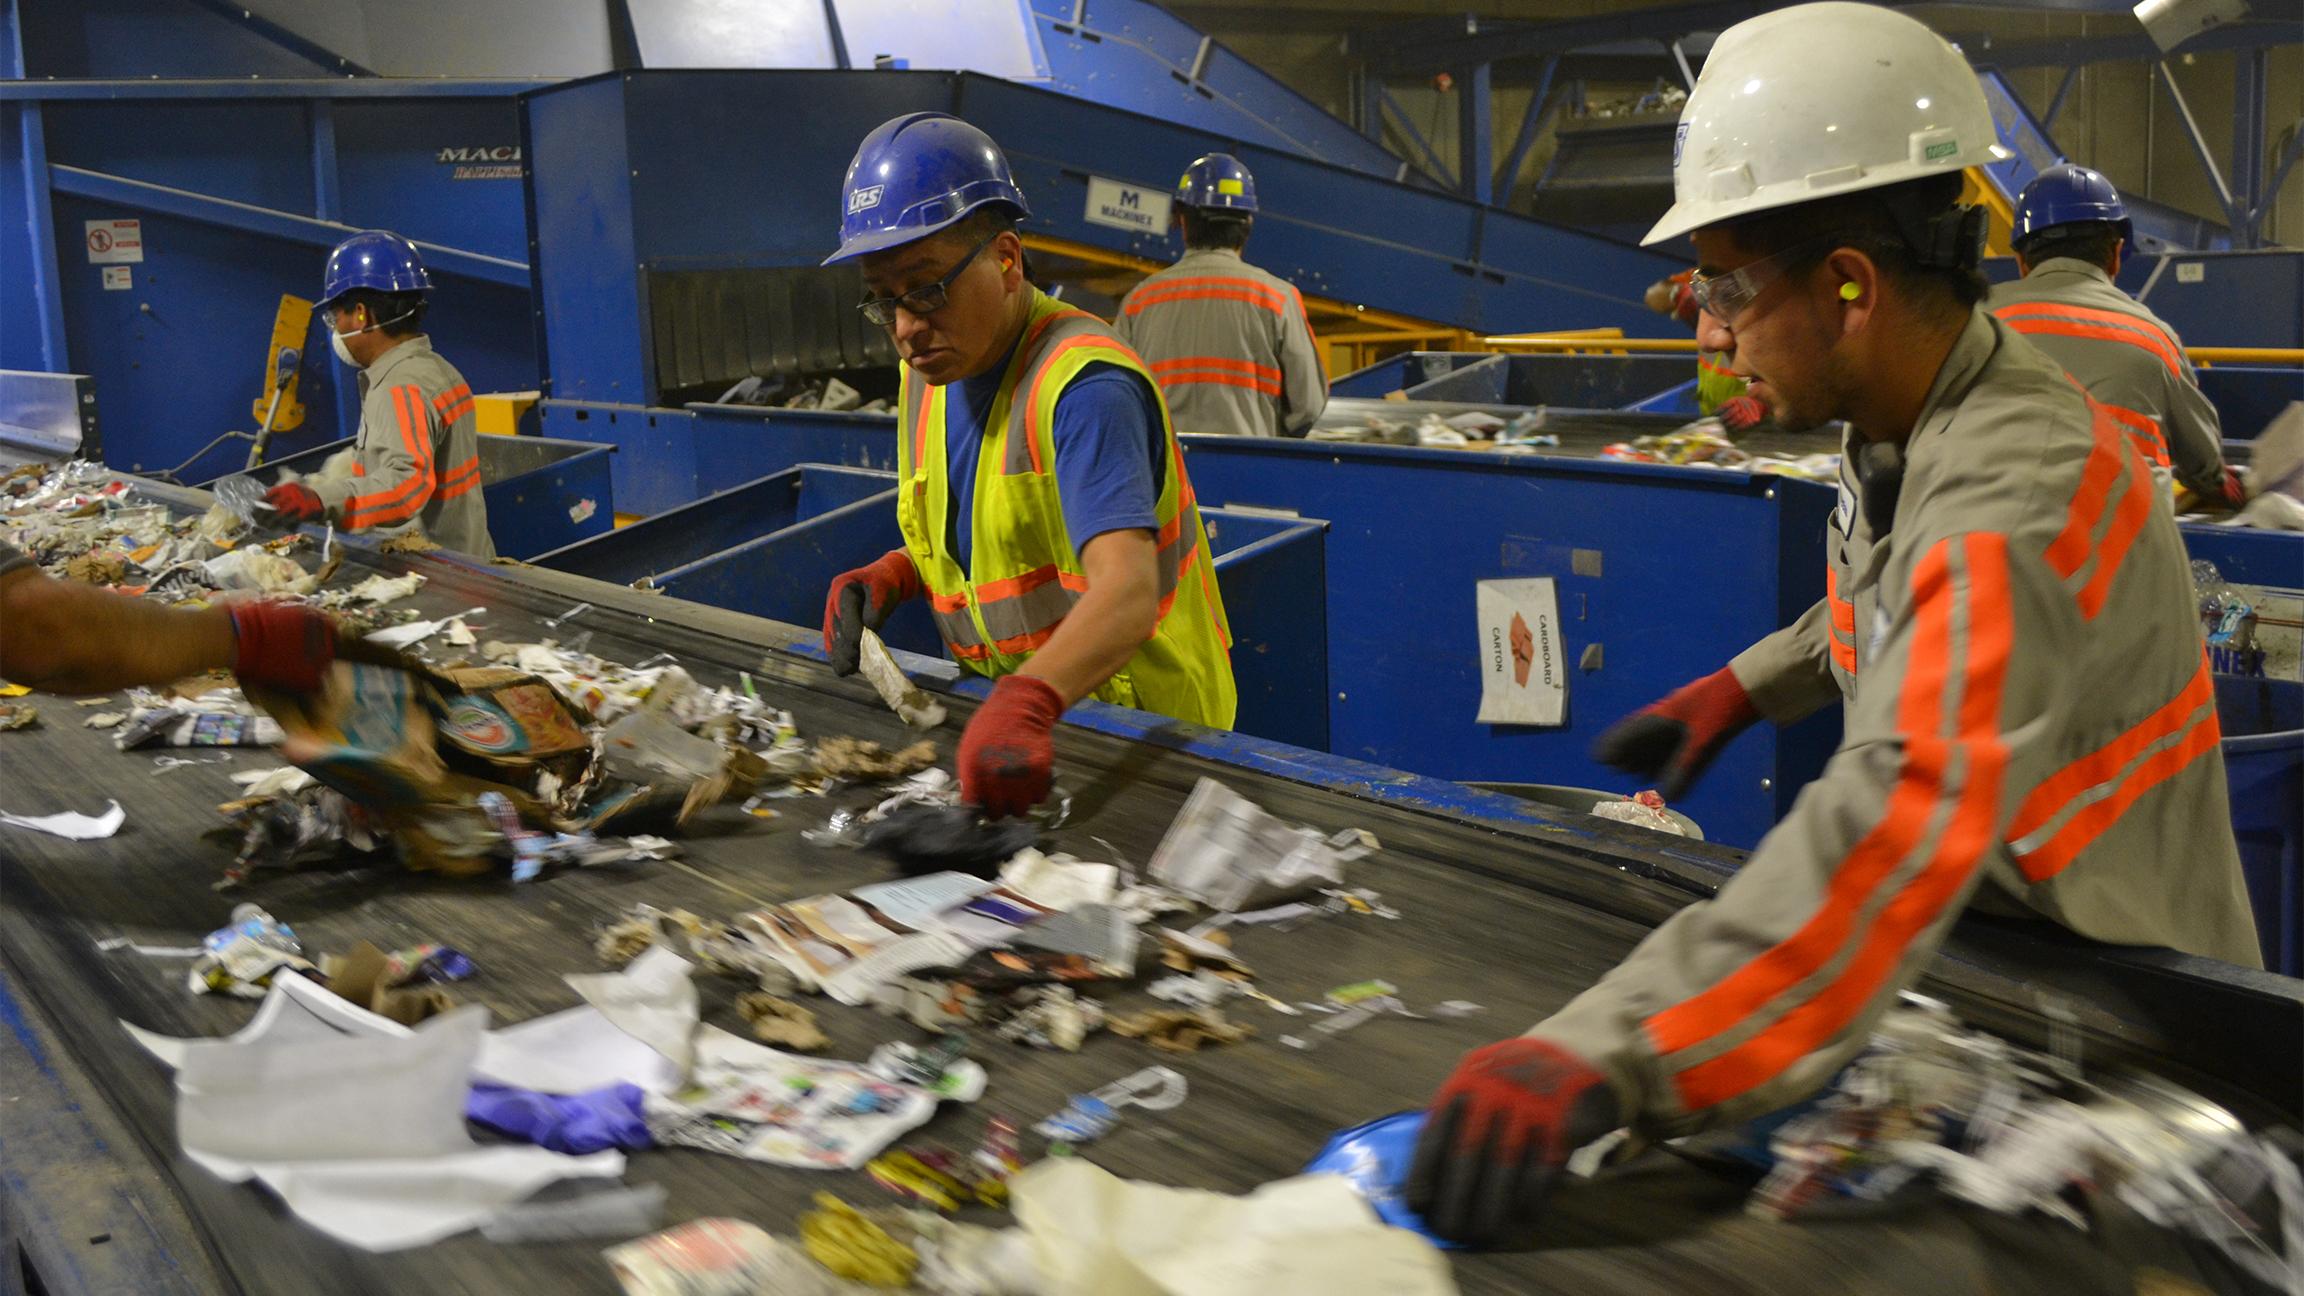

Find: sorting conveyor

[1,475,2298,1296]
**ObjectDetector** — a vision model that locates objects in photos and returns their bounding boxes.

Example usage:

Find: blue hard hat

[1176,153,1257,213]
[319,230,431,309]
[824,113,1031,265]
[2013,163,2132,249]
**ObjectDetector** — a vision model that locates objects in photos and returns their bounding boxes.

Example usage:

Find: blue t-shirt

[944,355,1166,569]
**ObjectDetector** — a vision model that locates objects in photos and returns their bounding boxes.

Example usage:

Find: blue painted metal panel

[478,437,615,559]
[536,402,698,515]
[521,77,645,405]
[2182,524,2304,598]
[1180,436,1833,848]
[1201,511,1330,752]
[534,465,894,585]
[1026,0,1409,182]
[18,0,332,79]
[332,99,529,263]
[1,101,67,372]
[2199,367,2304,441]
[655,491,939,648]
[43,100,313,213]
[2128,251,2304,351]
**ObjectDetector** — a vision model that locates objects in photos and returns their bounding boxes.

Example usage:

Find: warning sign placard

[85,219,144,264]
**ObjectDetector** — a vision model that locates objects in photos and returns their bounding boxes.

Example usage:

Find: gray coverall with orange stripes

[1533,310,2259,1136]
[306,336,494,558]
[1113,249,1327,438]
[1986,258,2228,502]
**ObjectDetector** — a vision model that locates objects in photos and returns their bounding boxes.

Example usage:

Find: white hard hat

[1644,2,2010,245]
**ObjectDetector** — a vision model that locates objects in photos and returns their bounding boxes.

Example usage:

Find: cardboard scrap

[1110,1008,1253,1054]
[319,942,458,1027]
[0,703,39,731]
[735,993,829,1052]
[814,737,938,782]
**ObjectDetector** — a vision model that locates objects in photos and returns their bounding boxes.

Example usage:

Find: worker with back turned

[1405,3,2259,1247]
[263,231,496,558]
[1114,154,1327,437]
[818,114,1236,820]
[1987,163,2241,511]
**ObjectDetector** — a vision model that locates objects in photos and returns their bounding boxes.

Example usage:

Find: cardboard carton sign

[1475,578,1566,726]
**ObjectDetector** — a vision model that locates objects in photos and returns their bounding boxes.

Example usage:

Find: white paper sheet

[1474,578,1565,726]
[1000,850,1120,912]
[0,799,124,840]
[563,945,700,1076]
[849,872,997,928]
[478,1005,684,1096]
[1012,1160,1457,1296]
[147,1000,627,1251]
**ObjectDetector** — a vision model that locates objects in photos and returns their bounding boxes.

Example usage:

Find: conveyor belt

[0,479,2292,1295]
[1316,397,1837,463]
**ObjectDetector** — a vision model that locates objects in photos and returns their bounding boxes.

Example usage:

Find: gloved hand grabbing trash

[1717,394,1767,434]
[824,549,924,676]
[958,674,1065,819]
[262,481,325,524]
[1405,1037,1621,1246]
[228,601,339,694]
[1590,665,1759,801]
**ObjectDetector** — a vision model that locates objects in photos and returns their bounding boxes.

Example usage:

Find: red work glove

[823,549,923,676]
[1590,665,1760,801]
[262,482,324,523]
[1405,1038,1621,1246]
[1670,278,1701,328]
[1717,394,1767,433]
[957,674,1065,819]
[228,601,338,694]
[2215,465,2248,511]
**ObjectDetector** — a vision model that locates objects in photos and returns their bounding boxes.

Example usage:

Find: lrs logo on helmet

[849,184,885,214]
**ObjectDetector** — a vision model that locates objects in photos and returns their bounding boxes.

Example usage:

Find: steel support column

[309,99,341,223]
[2232,47,2268,247]
[1494,56,1560,203]
[2042,64,2082,133]
[1457,61,1493,205]
[2154,61,2243,232]
[1376,83,1456,188]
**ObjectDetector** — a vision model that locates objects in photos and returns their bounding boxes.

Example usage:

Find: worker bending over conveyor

[1645,268,1765,433]
[1987,163,2241,511]
[818,113,1237,820]
[0,538,336,695]
[1115,154,1327,437]
[265,231,496,558]
[1408,2,2260,1247]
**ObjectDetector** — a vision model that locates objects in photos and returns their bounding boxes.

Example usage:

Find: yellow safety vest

[1695,350,1747,417]
[895,289,1237,729]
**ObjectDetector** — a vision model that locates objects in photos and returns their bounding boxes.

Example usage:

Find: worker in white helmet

[1406,2,2259,1247]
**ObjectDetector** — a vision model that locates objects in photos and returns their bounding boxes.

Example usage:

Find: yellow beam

[2191,347,2304,367]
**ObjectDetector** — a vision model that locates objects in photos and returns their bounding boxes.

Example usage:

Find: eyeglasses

[1689,237,1829,325]
[858,234,998,326]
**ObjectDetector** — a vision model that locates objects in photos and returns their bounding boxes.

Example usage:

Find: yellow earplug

[1839,282,1861,301]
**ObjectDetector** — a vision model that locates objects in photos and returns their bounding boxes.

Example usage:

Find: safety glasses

[1689,236,1830,325]
[857,233,998,326]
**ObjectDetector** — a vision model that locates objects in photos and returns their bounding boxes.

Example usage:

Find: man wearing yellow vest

[819,113,1236,818]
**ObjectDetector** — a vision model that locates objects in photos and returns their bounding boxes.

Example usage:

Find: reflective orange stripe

[2096,401,2170,469]
[1826,568,1857,674]
[1649,536,2011,1109]
[437,455,482,500]
[431,383,475,424]
[1124,275,1291,317]
[1153,368,1282,397]
[1150,356,1282,382]
[970,563,1084,605]
[345,386,436,527]
[1993,304,2183,378]
[2043,395,2152,620]
[2008,655,2218,881]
